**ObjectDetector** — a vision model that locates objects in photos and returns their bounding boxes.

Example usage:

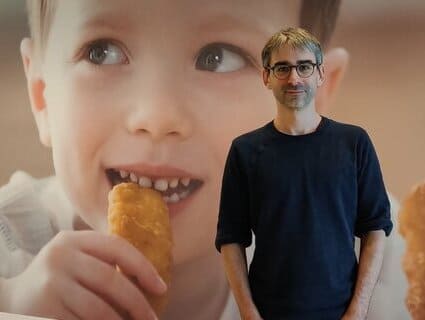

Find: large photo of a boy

[0,0,420,319]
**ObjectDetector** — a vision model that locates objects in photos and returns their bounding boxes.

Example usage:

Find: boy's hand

[3,230,166,320]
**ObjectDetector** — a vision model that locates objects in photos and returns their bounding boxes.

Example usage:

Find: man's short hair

[26,0,340,59]
[261,27,323,68]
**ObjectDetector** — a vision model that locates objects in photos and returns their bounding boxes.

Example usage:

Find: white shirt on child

[0,171,410,319]
[0,171,74,278]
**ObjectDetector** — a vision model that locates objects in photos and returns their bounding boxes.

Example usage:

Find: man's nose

[286,67,301,85]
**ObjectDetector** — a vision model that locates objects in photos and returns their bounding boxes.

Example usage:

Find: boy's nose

[126,92,193,142]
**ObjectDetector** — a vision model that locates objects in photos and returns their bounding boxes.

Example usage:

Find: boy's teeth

[163,191,188,204]
[120,170,129,179]
[114,170,197,203]
[179,190,189,199]
[169,178,179,188]
[169,193,180,203]
[181,177,191,187]
[130,172,138,183]
[138,176,152,188]
[154,179,169,192]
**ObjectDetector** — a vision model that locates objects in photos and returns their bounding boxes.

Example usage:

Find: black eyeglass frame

[265,61,321,79]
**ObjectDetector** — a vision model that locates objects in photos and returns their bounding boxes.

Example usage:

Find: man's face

[29,0,300,266]
[265,45,324,110]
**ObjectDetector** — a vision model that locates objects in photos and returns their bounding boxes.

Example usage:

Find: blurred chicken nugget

[108,182,173,315]
[399,182,425,320]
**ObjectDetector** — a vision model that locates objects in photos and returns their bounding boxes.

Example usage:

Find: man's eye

[85,40,128,65]
[195,43,247,72]
[298,64,312,72]
[275,65,290,73]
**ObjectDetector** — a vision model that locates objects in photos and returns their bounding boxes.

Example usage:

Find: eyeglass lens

[273,63,315,79]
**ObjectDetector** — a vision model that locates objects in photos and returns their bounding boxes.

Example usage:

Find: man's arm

[221,243,262,320]
[343,230,386,320]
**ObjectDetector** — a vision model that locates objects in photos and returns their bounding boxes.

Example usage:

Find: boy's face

[28,0,301,265]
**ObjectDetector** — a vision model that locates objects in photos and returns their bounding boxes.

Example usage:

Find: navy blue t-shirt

[215,117,393,320]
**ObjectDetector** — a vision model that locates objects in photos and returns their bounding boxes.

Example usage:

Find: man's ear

[262,69,272,89]
[20,38,51,147]
[316,48,349,115]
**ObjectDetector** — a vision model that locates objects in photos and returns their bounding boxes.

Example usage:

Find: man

[215,27,393,320]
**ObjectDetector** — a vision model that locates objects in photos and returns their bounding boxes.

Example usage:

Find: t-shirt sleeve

[215,142,252,252]
[355,130,393,237]
[0,172,56,278]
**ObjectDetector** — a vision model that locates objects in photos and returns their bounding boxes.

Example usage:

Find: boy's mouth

[106,168,203,204]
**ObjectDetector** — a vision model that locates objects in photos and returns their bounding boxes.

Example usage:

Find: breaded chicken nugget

[399,182,425,320]
[108,182,173,316]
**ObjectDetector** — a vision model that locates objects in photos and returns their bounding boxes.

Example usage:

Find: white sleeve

[0,172,56,278]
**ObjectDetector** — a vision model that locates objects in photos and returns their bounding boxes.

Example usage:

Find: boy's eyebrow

[195,12,272,38]
[80,14,135,33]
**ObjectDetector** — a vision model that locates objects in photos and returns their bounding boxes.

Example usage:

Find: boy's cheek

[71,66,131,91]
[188,77,274,154]
[63,72,132,114]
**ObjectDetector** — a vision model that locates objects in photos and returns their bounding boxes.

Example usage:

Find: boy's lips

[105,164,204,215]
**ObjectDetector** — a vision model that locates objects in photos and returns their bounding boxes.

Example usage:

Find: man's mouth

[106,168,203,204]
[285,89,304,94]
[284,85,305,94]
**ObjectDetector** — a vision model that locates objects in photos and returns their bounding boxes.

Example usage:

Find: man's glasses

[266,62,319,80]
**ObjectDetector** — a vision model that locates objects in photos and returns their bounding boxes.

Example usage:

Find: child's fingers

[60,276,124,320]
[54,305,81,320]
[71,231,167,295]
[71,252,158,320]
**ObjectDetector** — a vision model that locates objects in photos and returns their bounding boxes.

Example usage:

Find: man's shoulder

[325,117,373,148]
[232,121,271,149]
[326,117,368,137]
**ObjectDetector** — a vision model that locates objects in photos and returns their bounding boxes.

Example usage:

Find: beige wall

[0,0,54,183]
[329,6,425,200]
[0,0,424,200]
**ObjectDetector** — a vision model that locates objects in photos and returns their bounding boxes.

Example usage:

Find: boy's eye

[86,40,128,65]
[195,43,247,72]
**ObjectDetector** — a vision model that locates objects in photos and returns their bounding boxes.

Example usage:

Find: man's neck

[274,104,322,136]
[162,251,229,320]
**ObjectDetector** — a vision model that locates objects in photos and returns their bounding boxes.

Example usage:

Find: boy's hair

[26,0,56,57]
[299,0,341,49]
[26,0,340,58]
[261,27,323,68]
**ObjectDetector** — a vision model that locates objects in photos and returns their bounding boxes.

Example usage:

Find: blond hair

[26,0,56,57]
[26,0,340,58]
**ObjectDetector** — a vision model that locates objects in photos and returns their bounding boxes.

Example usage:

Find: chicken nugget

[399,182,425,320]
[108,182,173,316]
